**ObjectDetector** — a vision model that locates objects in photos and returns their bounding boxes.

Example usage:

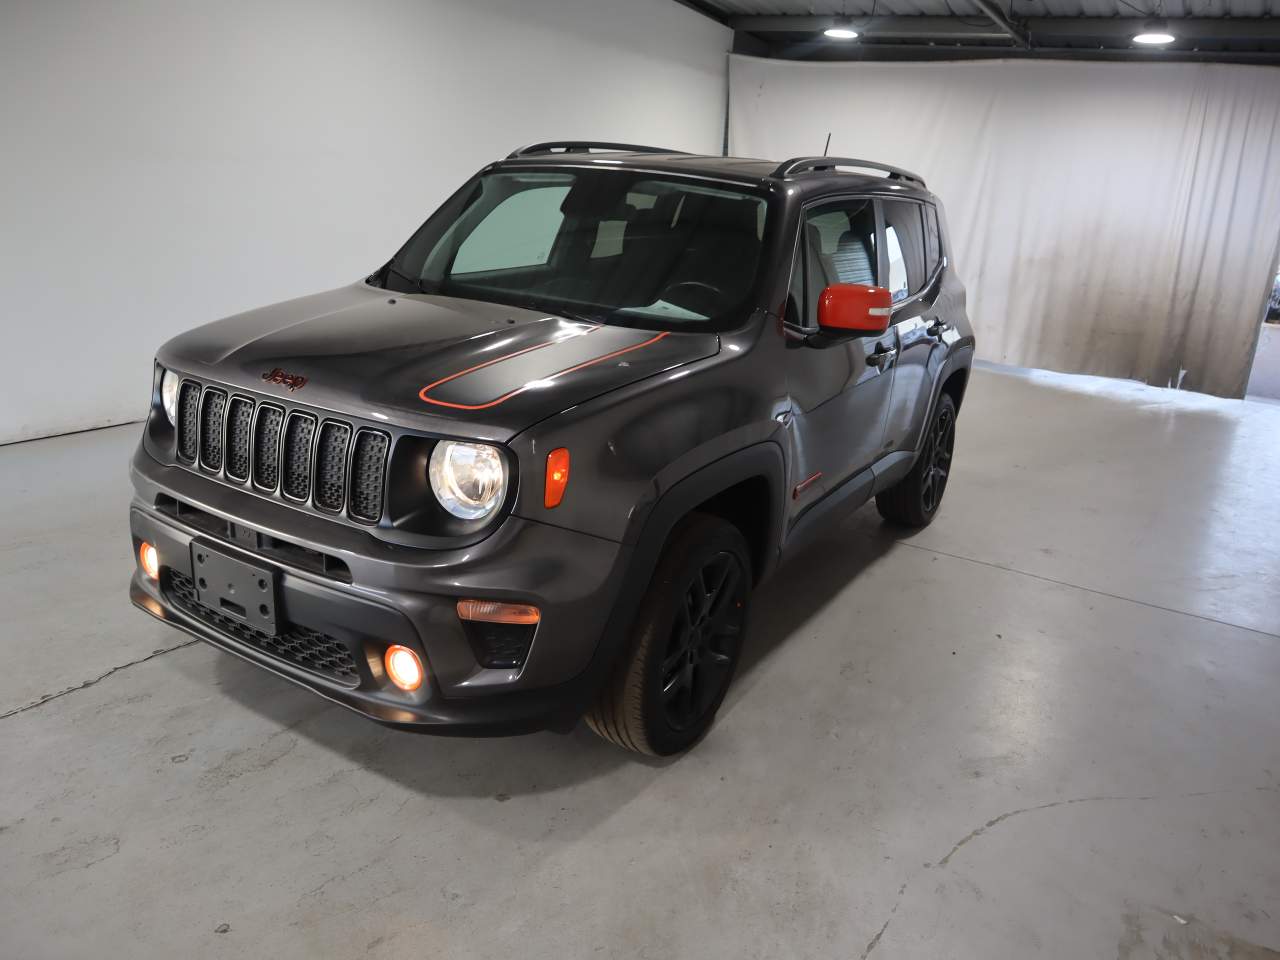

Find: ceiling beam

[731,16,1013,41]
[730,15,1280,43]
[764,40,1280,65]
[969,0,1031,48]
[1026,17,1280,40]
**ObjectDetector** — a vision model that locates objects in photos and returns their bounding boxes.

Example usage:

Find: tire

[876,393,957,528]
[586,513,752,756]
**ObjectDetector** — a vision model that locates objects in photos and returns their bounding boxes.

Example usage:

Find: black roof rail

[507,141,684,159]
[773,156,926,187]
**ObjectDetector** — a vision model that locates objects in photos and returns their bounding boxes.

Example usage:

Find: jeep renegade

[130,142,974,755]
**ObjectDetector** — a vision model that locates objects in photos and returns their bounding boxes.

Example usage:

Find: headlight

[428,441,507,520]
[160,369,181,426]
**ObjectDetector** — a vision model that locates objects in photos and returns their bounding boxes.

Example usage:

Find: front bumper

[128,443,632,735]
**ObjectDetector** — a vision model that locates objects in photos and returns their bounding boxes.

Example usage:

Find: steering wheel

[658,280,723,316]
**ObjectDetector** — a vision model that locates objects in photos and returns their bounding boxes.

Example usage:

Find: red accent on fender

[792,471,823,499]
[419,330,671,411]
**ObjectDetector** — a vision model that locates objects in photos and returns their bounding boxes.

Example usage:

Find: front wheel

[875,393,957,528]
[586,514,751,756]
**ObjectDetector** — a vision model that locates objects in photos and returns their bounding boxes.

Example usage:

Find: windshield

[382,169,770,330]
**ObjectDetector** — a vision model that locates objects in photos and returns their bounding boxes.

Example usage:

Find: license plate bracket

[190,540,280,636]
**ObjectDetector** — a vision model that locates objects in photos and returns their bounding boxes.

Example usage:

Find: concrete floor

[2,364,1278,959]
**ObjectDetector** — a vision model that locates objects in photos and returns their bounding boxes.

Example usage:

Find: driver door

[783,198,897,523]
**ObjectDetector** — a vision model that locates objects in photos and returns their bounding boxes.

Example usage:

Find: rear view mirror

[817,283,892,336]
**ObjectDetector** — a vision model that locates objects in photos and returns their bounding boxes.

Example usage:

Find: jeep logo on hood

[261,367,308,391]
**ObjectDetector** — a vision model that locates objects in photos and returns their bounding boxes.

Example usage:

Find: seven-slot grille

[174,380,388,524]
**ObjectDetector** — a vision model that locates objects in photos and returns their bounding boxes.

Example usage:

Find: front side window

[797,199,878,327]
[387,170,770,330]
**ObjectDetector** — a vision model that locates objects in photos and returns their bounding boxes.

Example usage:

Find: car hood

[157,283,720,442]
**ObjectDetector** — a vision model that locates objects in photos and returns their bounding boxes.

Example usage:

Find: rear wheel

[876,393,957,528]
[586,514,751,756]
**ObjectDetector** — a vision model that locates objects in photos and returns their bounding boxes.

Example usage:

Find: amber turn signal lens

[456,599,541,625]
[544,447,570,509]
[139,542,160,580]
[384,644,424,692]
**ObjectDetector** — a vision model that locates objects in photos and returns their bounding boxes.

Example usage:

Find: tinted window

[882,200,927,303]
[924,204,942,278]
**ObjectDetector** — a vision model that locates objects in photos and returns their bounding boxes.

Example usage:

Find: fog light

[139,541,160,580]
[384,644,423,692]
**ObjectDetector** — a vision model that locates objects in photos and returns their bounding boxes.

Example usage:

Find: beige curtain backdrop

[729,55,1280,398]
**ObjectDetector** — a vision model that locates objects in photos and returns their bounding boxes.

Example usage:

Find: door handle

[868,345,898,370]
[926,318,951,338]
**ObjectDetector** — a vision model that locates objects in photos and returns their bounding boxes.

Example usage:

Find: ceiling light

[1133,18,1175,45]
[824,18,858,40]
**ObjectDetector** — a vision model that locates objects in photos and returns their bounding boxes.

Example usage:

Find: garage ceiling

[675,0,1280,63]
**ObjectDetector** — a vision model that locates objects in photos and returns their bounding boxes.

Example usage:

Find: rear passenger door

[879,198,946,453]
[783,197,897,519]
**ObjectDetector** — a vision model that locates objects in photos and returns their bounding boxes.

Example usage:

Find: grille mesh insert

[224,398,254,481]
[167,571,359,686]
[314,421,351,512]
[349,430,389,522]
[198,389,227,470]
[252,406,284,490]
[281,413,316,501]
[177,382,201,461]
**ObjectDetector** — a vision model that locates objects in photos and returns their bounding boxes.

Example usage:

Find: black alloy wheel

[587,514,752,756]
[919,399,955,515]
[875,392,958,528]
[660,550,747,733]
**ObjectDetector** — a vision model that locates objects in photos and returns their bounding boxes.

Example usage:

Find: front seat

[831,229,876,286]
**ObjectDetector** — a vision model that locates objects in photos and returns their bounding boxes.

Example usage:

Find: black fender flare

[916,345,975,456]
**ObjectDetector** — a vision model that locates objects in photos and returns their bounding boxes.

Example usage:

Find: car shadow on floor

[207,504,902,803]
[726,505,900,708]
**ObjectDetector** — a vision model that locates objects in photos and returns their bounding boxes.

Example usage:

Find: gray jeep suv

[129,142,974,755]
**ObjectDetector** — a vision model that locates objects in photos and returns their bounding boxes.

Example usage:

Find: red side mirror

[817,283,892,335]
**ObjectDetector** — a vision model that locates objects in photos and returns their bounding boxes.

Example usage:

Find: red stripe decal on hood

[419,330,670,411]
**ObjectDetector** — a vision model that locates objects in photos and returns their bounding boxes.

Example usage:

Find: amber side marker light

[457,599,542,625]
[139,542,160,580]
[384,645,424,692]
[544,447,570,508]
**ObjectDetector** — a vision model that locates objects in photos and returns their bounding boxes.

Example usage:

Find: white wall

[0,0,730,443]
[729,55,1280,399]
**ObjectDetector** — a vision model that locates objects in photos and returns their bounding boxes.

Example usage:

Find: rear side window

[882,200,927,303]
[924,205,942,278]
